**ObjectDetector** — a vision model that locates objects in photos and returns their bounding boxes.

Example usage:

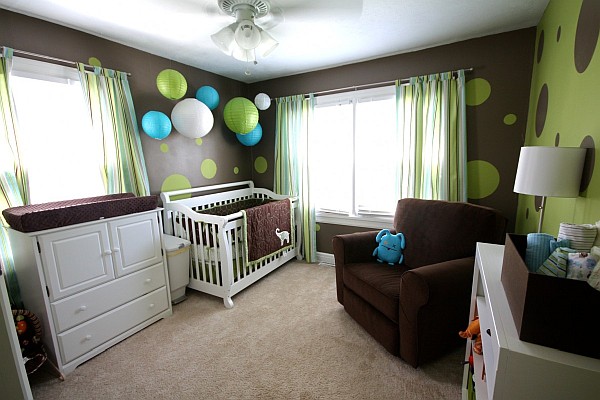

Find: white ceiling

[0,0,549,83]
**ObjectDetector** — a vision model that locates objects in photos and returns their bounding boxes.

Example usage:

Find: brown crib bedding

[197,198,274,216]
[3,193,159,233]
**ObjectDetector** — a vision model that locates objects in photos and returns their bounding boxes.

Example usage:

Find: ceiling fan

[211,0,281,63]
[210,0,363,64]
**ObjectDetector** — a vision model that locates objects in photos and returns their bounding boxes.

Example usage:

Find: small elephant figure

[373,229,406,265]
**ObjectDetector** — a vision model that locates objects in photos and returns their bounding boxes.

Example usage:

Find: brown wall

[1,9,535,254]
[0,10,251,197]
[248,28,536,253]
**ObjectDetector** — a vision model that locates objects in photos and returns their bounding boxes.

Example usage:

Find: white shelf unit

[462,243,600,400]
[9,209,172,376]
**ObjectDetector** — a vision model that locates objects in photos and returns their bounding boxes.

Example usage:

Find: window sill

[316,213,394,229]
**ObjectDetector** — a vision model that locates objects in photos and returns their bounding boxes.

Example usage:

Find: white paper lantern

[254,93,271,110]
[171,98,214,138]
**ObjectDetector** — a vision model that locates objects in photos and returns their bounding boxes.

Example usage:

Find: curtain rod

[1,46,132,76]
[306,67,473,98]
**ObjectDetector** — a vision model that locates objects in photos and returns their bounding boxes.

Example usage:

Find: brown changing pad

[2,193,158,233]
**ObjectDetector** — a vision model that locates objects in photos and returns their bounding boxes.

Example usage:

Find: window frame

[9,57,106,204]
[311,85,397,228]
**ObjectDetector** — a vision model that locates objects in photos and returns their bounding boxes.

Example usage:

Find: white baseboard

[316,252,335,266]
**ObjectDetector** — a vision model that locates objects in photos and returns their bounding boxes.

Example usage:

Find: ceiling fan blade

[256,6,284,30]
[271,0,363,21]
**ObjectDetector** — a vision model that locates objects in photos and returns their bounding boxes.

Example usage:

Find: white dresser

[462,243,600,399]
[9,209,172,375]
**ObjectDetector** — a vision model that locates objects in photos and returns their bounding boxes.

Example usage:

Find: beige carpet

[30,261,464,399]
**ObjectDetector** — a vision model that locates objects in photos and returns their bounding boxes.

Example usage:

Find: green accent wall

[516,0,599,235]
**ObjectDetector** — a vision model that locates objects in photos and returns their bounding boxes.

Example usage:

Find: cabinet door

[39,224,115,301]
[109,212,162,277]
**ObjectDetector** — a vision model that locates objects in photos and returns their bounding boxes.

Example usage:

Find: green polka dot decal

[315,224,321,232]
[234,167,239,174]
[465,78,491,106]
[88,57,101,67]
[201,159,217,179]
[254,156,268,174]
[161,174,191,200]
[195,138,203,146]
[503,114,517,125]
[467,160,500,199]
[160,143,169,153]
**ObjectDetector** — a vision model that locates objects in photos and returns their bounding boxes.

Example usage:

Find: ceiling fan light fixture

[211,24,236,55]
[232,47,256,63]
[234,19,262,50]
[257,29,278,57]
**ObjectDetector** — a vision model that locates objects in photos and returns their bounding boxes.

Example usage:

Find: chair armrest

[398,256,475,367]
[332,231,379,304]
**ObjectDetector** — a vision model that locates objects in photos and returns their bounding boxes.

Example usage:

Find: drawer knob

[149,303,155,308]
[113,247,121,253]
[78,305,87,312]
[84,334,92,341]
[103,250,113,256]
[145,278,152,283]
[486,328,491,337]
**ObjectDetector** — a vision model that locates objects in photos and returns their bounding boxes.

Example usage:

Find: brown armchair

[333,198,507,367]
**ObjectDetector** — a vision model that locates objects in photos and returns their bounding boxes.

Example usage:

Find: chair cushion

[343,262,410,323]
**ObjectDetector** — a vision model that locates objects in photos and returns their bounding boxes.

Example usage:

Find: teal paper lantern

[142,111,172,140]
[236,122,262,146]
[156,69,187,100]
[223,97,259,134]
[195,86,220,110]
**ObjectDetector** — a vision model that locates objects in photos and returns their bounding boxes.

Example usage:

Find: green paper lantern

[223,97,259,134]
[156,69,187,100]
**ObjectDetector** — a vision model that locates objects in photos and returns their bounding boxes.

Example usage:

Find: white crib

[161,181,301,308]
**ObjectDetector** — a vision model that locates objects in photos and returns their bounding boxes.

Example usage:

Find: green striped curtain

[274,94,316,262]
[396,70,467,201]
[78,65,150,196]
[0,48,26,307]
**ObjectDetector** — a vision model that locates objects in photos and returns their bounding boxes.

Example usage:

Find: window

[310,85,397,227]
[9,58,105,203]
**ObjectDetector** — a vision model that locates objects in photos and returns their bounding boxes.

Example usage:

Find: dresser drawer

[57,286,168,364]
[51,263,166,333]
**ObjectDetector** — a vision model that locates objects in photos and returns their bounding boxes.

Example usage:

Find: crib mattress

[2,193,158,233]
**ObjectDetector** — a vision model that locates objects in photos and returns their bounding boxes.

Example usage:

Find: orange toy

[459,317,483,355]
[459,317,480,338]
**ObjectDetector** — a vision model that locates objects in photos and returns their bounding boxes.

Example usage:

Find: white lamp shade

[234,20,261,50]
[211,24,236,55]
[257,30,279,57]
[514,146,586,197]
[171,98,214,139]
[232,47,256,62]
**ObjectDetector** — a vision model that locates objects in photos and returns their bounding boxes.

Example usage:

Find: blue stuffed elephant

[373,229,406,265]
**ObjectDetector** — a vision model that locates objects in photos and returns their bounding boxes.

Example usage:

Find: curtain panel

[78,65,150,196]
[396,70,467,202]
[0,48,26,307]
[274,94,316,262]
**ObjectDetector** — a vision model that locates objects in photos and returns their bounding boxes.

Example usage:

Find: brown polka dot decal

[537,29,544,63]
[557,26,561,42]
[575,0,600,73]
[579,135,595,192]
[554,132,560,147]
[535,84,548,138]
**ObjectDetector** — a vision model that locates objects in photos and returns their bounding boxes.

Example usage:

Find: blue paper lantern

[195,86,220,110]
[236,122,262,146]
[142,111,172,140]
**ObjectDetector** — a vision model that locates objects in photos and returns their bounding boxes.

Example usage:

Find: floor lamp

[513,146,586,233]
